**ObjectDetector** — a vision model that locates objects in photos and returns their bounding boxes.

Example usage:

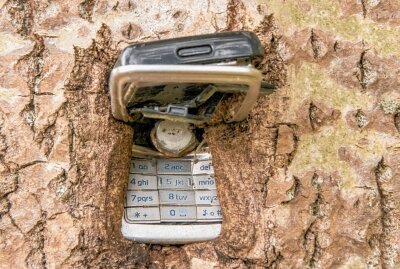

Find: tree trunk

[1,0,399,268]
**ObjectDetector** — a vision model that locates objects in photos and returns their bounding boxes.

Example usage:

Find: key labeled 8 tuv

[108,31,276,244]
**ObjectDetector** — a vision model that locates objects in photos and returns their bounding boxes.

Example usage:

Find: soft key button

[128,174,157,190]
[192,160,214,174]
[126,191,159,206]
[158,175,192,189]
[197,206,223,220]
[160,206,196,221]
[126,207,160,222]
[193,175,216,189]
[157,160,192,174]
[130,159,156,174]
[195,190,219,205]
[159,190,195,204]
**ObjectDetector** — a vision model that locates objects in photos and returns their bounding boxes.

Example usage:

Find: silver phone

[109,31,272,244]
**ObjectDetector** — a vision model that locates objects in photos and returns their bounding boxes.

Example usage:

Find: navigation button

[126,207,160,223]
[197,206,222,220]
[157,160,192,174]
[130,159,156,174]
[195,190,219,205]
[159,190,195,204]
[158,175,192,189]
[126,191,159,206]
[160,206,196,221]
[193,175,216,189]
[193,160,214,174]
[128,174,157,190]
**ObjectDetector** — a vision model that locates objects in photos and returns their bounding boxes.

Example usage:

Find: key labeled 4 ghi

[128,174,157,190]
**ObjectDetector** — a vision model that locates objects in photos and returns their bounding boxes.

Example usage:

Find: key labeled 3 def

[193,160,214,174]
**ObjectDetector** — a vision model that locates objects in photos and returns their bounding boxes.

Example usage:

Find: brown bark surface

[0,0,399,268]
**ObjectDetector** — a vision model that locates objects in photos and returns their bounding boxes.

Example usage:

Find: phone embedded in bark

[109,31,274,244]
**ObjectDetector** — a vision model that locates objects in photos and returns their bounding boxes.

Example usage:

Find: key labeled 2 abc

[126,191,159,206]
[157,160,191,174]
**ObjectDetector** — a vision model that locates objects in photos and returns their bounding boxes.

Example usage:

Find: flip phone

[109,31,273,244]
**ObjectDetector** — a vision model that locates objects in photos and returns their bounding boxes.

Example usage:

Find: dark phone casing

[114,31,264,67]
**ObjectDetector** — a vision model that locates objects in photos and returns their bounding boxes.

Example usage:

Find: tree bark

[1,0,399,268]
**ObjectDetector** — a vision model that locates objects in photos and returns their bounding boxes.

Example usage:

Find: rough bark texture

[1,0,400,268]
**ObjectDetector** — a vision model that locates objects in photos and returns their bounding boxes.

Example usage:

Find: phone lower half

[121,151,222,244]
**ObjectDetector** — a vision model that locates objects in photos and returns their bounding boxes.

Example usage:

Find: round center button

[151,120,198,157]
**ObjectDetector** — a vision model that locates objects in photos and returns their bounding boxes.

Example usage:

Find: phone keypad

[125,154,222,223]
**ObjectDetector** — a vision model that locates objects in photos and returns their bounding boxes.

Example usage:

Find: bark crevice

[374,158,398,269]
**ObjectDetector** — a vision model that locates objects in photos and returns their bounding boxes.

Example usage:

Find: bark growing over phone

[1,0,400,268]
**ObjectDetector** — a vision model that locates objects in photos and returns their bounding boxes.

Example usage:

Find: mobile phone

[109,31,272,244]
